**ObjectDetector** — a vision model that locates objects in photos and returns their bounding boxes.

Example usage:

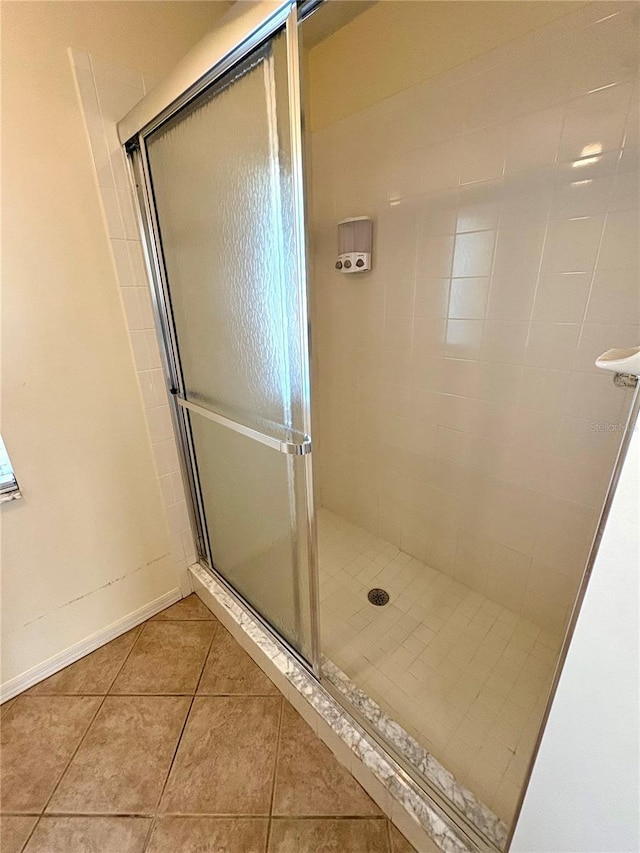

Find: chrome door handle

[173,394,311,455]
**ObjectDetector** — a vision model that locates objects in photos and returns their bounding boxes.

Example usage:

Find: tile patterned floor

[0,595,419,853]
[318,509,562,826]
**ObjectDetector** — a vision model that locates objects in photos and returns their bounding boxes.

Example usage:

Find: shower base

[317,508,561,827]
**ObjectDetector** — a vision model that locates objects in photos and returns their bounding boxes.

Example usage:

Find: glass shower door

[137,21,316,663]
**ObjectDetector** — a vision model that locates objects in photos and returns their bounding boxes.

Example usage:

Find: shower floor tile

[317,508,562,826]
[0,595,415,853]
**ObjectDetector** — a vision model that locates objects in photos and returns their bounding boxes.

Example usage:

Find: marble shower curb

[321,659,508,850]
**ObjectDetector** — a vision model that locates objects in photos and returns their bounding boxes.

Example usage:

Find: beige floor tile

[267,818,390,852]
[0,698,16,717]
[160,696,281,815]
[146,817,268,852]
[110,621,215,695]
[24,817,150,853]
[152,594,216,621]
[0,696,101,813]
[273,703,380,817]
[26,628,141,695]
[47,696,190,814]
[0,816,37,853]
[197,627,279,696]
[389,823,421,853]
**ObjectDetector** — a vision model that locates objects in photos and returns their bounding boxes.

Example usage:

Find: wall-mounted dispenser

[335,216,372,273]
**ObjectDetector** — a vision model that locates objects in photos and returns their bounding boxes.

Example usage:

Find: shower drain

[367,588,390,607]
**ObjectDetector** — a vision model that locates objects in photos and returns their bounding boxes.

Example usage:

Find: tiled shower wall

[69,50,196,594]
[310,2,639,635]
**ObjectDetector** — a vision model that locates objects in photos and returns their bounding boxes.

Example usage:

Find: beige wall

[307,0,583,130]
[0,1,228,688]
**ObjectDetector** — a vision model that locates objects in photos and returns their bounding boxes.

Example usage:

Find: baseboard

[0,587,183,703]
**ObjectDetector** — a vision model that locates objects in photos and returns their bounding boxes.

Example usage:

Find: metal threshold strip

[174,394,311,456]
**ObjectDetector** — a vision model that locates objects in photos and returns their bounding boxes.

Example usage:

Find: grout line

[264,696,285,851]
[16,815,39,853]
[36,616,153,817]
[7,810,390,820]
[145,696,194,818]
[269,814,389,821]
[143,618,220,836]
[386,817,394,853]
[28,690,284,698]
[103,623,146,694]
[191,620,219,699]
[149,622,218,819]
[37,695,108,817]
[141,813,156,853]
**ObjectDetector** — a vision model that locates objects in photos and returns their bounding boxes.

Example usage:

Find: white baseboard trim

[0,587,183,703]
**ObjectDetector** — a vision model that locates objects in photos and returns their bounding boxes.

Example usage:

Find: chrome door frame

[125,1,321,676]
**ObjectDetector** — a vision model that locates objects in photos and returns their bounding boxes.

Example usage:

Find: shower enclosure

[119,1,639,848]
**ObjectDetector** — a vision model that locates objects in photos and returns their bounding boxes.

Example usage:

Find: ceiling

[301,0,377,49]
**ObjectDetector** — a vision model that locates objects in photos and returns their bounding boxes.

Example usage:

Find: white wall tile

[476,362,522,405]
[506,107,563,175]
[552,169,615,222]
[454,530,492,593]
[541,215,605,273]
[91,55,144,89]
[385,278,416,319]
[544,455,609,508]
[416,233,454,279]
[117,189,140,240]
[565,372,627,422]
[460,124,508,185]
[147,405,174,444]
[574,322,640,374]
[500,169,554,224]
[417,189,459,236]
[533,272,591,323]
[110,239,134,287]
[448,277,489,320]
[611,145,639,210]
[566,7,640,98]
[121,286,144,331]
[487,274,537,322]
[597,208,639,270]
[71,53,193,592]
[517,367,571,414]
[558,81,632,162]
[445,320,484,360]
[585,268,640,324]
[452,230,496,277]
[422,138,462,193]
[99,186,125,239]
[556,415,622,466]
[525,323,581,370]
[414,277,450,318]
[622,81,640,148]
[311,5,637,642]
[483,321,528,364]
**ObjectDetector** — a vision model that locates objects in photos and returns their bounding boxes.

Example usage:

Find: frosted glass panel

[141,23,313,661]
[188,411,311,658]
[147,31,303,436]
